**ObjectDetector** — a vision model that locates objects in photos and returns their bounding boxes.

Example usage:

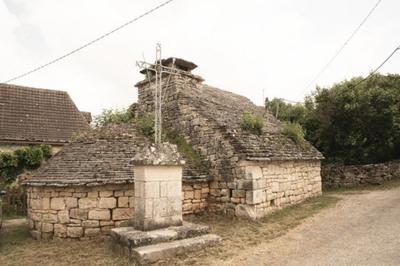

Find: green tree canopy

[268,73,400,165]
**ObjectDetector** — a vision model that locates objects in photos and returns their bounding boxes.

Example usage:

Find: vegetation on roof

[282,122,305,145]
[241,112,264,135]
[93,107,135,127]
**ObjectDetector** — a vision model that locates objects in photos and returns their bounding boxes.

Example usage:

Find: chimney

[135,57,204,118]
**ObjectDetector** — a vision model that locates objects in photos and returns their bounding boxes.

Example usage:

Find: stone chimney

[135,57,204,118]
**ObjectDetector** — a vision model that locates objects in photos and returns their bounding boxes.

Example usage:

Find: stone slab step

[110,222,209,249]
[132,234,222,265]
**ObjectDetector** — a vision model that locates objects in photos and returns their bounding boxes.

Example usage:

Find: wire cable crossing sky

[298,0,383,99]
[1,0,175,84]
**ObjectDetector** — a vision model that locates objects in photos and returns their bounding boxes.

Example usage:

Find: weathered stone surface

[84,228,101,237]
[322,161,400,188]
[118,197,129,208]
[58,210,70,224]
[99,197,116,209]
[132,234,222,265]
[88,209,110,220]
[79,198,97,209]
[67,226,83,238]
[54,224,67,237]
[70,208,88,220]
[83,220,100,228]
[51,198,65,210]
[112,208,133,220]
[42,222,54,233]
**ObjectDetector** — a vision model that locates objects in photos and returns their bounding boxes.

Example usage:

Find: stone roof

[25,124,208,187]
[0,84,89,145]
[180,82,323,161]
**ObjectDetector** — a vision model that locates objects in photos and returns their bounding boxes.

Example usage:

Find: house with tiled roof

[24,58,323,240]
[0,84,90,151]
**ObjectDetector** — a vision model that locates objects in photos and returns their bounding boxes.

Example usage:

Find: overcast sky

[1,0,399,115]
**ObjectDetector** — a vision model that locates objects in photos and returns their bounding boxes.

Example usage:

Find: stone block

[114,191,124,197]
[112,208,133,220]
[232,189,245,198]
[118,197,129,207]
[51,198,65,210]
[70,208,88,220]
[87,192,98,198]
[58,210,70,224]
[54,224,67,237]
[83,220,100,228]
[79,198,97,209]
[99,197,117,209]
[124,190,135,196]
[42,222,54,233]
[65,197,78,209]
[67,226,83,238]
[194,190,202,199]
[184,191,194,199]
[99,191,113,197]
[88,209,110,220]
[42,213,58,223]
[84,228,101,237]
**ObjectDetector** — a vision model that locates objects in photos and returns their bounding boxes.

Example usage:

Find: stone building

[0,84,90,152]
[24,57,323,239]
[136,58,324,218]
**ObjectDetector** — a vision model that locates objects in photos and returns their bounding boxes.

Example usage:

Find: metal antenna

[136,44,185,145]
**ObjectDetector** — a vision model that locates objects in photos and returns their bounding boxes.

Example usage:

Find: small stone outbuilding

[25,57,324,239]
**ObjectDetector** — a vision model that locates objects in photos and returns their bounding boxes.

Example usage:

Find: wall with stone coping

[27,184,135,240]
[321,160,400,188]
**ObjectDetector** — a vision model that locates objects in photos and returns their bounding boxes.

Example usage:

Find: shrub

[0,145,52,185]
[137,114,155,138]
[93,108,135,127]
[282,122,305,144]
[39,144,53,159]
[241,112,264,135]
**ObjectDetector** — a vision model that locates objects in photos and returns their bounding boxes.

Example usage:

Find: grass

[173,194,340,265]
[1,180,398,265]
[0,220,130,266]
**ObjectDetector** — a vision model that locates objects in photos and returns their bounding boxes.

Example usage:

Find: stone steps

[110,222,222,264]
[132,234,222,265]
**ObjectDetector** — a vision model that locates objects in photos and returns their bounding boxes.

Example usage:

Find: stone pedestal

[132,143,185,231]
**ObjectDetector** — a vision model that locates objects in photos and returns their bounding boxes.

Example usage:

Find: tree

[267,73,400,165]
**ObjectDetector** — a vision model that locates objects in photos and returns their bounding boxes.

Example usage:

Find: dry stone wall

[27,184,135,240]
[322,160,400,188]
[26,179,210,239]
[232,160,321,219]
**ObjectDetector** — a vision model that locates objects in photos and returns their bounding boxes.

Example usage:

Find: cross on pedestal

[136,44,185,144]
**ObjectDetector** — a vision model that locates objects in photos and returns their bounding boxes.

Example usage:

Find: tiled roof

[180,82,323,161]
[0,84,89,144]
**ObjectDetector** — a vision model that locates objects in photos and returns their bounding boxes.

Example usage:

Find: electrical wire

[1,0,175,84]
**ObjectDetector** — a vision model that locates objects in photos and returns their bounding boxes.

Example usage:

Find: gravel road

[219,187,400,266]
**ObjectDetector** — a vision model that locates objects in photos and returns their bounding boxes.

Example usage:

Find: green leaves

[282,122,305,144]
[241,112,264,135]
[93,108,135,127]
[0,145,52,185]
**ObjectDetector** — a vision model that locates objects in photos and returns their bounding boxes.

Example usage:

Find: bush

[0,145,52,185]
[282,122,305,144]
[93,108,135,127]
[241,112,264,135]
[137,114,155,138]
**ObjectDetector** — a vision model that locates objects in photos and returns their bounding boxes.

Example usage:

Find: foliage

[93,108,135,127]
[136,113,155,138]
[268,73,400,165]
[282,122,305,144]
[165,131,208,173]
[267,98,307,124]
[241,112,264,135]
[0,145,52,185]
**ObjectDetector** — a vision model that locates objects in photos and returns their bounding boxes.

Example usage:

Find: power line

[298,0,383,98]
[349,44,400,89]
[2,0,175,84]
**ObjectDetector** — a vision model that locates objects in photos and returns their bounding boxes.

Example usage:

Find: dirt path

[216,187,400,266]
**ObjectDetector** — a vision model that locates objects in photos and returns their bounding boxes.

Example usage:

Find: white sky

[1,0,399,115]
